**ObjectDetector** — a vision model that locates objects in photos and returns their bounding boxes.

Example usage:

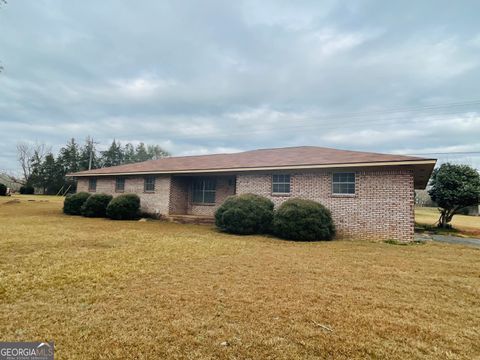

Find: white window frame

[332,172,356,195]
[272,174,291,195]
[192,178,216,204]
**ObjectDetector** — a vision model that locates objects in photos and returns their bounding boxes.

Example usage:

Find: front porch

[165,214,215,225]
[168,174,236,217]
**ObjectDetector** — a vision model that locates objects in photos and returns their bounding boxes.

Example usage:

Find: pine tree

[79,137,99,170]
[29,153,65,194]
[123,143,136,164]
[135,142,150,162]
[42,154,64,194]
[58,138,80,174]
[101,140,124,167]
[28,150,46,190]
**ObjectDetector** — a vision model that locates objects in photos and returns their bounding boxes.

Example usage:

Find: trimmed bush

[63,192,91,215]
[106,194,140,220]
[215,193,274,235]
[81,193,113,218]
[19,185,34,194]
[0,183,6,196]
[273,198,335,241]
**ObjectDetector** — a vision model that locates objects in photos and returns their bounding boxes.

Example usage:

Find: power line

[298,99,480,119]
[406,151,480,156]
[166,109,479,141]
[152,99,480,141]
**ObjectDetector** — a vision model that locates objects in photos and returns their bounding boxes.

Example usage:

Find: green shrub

[0,183,6,196]
[215,193,274,235]
[81,193,113,218]
[63,192,91,215]
[106,194,140,220]
[19,185,34,194]
[273,198,335,241]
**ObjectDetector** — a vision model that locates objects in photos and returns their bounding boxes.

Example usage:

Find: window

[144,176,156,192]
[88,178,97,192]
[332,172,355,195]
[192,178,216,204]
[272,174,291,194]
[115,177,125,192]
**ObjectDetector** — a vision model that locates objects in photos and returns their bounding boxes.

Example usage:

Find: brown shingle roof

[69,146,435,176]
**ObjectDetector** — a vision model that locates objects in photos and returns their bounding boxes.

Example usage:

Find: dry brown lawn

[1,195,479,359]
[415,206,480,236]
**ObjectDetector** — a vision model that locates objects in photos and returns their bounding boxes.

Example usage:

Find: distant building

[465,205,480,216]
[415,189,479,216]
[0,173,22,192]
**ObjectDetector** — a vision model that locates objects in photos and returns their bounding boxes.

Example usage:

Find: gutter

[67,159,437,177]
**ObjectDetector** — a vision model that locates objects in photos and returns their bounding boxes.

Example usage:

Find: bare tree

[16,142,49,182]
[17,143,33,182]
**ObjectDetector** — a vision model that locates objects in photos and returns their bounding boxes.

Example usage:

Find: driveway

[416,233,480,247]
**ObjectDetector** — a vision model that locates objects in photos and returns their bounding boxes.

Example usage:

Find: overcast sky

[1,0,480,174]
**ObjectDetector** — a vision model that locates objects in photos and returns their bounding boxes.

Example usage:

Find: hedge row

[63,192,140,220]
[215,194,335,241]
[19,185,35,194]
[63,191,335,241]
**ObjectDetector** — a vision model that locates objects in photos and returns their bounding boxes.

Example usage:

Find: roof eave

[67,159,437,177]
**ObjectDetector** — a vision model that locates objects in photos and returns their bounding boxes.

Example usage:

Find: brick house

[69,146,436,241]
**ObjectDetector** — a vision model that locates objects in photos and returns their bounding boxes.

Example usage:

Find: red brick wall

[169,176,190,214]
[236,169,415,242]
[77,168,415,241]
[77,175,171,216]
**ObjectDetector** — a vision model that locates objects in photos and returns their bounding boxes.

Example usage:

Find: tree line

[17,138,170,194]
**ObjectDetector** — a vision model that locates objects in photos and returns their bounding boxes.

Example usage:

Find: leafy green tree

[134,143,169,162]
[428,163,480,228]
[147,144,170,159]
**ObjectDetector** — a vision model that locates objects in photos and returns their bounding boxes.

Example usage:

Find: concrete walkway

[415,233,480,247]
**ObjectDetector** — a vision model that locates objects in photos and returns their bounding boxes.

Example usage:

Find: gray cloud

[1,0,479,174]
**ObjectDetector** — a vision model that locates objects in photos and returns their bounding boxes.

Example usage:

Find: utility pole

[87,137,99,170]
[88,138,93,170]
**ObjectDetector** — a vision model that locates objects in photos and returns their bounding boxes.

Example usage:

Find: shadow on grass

[415,222,464,236]
[384,239,426,246]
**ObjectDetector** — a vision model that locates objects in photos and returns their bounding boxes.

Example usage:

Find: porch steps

[167,214,215,225]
